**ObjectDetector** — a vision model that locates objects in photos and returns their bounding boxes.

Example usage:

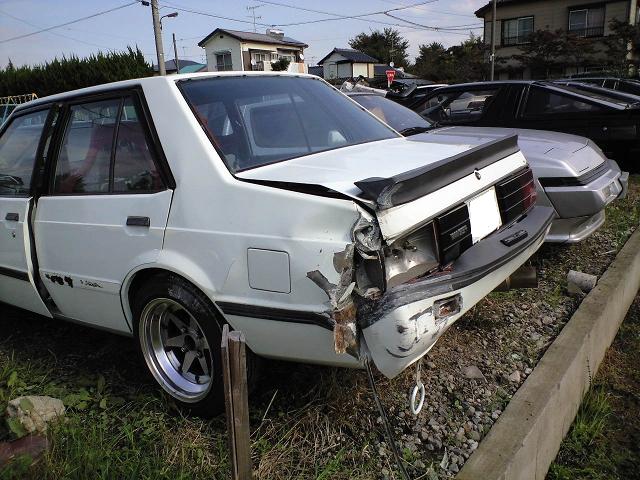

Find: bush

[0,47,153,97]
[270,58,291,72]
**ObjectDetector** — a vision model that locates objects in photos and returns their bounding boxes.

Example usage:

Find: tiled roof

[318,48,379,65]
[198,28,307,48]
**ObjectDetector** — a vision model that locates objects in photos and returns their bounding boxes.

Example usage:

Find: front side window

[524,86,603,115]
[216,53,233,71]
[53,95,163,194]
[569,7,605,37]
[179,76,398,172]
[0,109,50,196]
[502,16,534,46]
[422,89,499,124]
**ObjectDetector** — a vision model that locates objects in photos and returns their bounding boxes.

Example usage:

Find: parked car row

[0,72,627,416]
[405,80,640,165]
[345,91,628,243]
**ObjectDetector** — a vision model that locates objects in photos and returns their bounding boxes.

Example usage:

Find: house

[475,0,640,79]
[317,48,379,80]
[153,59,205,75]
[307,65,324,77]
[197,28,307,73]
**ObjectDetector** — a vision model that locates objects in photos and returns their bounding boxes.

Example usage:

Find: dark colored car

[413,81,640,164]
[557,77,640,97]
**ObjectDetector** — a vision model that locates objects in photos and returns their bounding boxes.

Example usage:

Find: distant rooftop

[318,48,379,65]
[153,58,199,73]
[198,28,308,48]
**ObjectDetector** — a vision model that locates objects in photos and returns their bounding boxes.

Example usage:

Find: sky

[0,0,489,69]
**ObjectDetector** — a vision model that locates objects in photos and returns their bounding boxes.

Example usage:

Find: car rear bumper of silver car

[361,205,554,378]
[543,160,628,243]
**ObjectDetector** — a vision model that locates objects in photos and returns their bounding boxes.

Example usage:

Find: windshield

[350,94,433,133]
[179,76,398,172]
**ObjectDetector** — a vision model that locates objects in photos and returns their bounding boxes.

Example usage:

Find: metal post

[151,0,166,76]
[490,0,497,81]
[221,324,252,480]
[172,33,179,74]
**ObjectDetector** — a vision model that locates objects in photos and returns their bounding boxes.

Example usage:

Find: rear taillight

[495,168,536,224]
[435,204,473,265]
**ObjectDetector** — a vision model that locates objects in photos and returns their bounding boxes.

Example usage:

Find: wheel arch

[121,256,226,333]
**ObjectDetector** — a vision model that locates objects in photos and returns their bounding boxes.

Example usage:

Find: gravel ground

[0,177,638,480]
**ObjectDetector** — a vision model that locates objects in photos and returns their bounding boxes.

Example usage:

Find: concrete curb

[457,227,640,480]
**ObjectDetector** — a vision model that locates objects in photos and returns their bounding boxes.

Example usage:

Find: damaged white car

[0,72,553,415]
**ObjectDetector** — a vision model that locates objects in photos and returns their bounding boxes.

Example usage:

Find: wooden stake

[221,324,252,480]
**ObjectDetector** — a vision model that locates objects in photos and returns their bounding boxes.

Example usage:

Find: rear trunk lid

[237,135,527,242]
[423,126,605,177]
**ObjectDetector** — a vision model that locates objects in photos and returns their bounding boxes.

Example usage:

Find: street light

[160,11,178,30]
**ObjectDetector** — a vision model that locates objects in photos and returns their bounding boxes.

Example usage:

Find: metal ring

[410,382,426,415]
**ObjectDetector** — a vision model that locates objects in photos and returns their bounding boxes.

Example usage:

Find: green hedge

[0,47,153,98]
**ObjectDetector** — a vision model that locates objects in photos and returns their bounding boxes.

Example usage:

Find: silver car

[348,92,628,243]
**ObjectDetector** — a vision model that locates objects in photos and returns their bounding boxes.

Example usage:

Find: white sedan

[0,72,553,416]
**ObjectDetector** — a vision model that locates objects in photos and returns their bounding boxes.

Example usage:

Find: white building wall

[203,35,243,72]
[352,63,369,77]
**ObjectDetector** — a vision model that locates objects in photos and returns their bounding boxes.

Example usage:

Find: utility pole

[490,0,497,81]
[173,33,179,73]
[247,5,263,33]
[151,0,166,75]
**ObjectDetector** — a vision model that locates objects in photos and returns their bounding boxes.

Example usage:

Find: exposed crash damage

[303,136,554,379]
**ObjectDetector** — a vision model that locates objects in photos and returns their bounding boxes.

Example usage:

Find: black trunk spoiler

[354,134,520,209]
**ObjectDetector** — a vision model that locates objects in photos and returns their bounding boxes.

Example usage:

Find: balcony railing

[568,25,605,37]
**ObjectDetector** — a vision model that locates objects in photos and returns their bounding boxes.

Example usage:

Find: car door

[516,85,601,138]
[0,107,54,317]
[34,91,174,332]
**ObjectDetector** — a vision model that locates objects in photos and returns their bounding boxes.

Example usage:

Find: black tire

[132,273,258,418]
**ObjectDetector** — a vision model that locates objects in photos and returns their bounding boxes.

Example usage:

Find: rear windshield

[350,94,432,132]
[553,84,633,108]
[179,76,398,172]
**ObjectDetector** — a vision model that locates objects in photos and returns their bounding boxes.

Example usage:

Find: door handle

[126,216,150,227]
[5,213,19,221]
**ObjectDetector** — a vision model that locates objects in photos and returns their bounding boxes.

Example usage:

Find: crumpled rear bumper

[361,205,554,378]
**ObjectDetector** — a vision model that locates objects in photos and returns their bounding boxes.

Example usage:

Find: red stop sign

[386,69,396,86]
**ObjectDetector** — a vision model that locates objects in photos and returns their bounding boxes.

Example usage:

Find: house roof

[198,28,307,48]
[318,48,379,65]
[153,59,199,72]
[179,63,207,74]
[475,0,543,17]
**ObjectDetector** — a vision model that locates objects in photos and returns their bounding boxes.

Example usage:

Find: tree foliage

[511,29,565,78]
[349,28,410,68]
[605,18,640,75]
[412,34,489,83]
[270,58,290,71]
[0,47,152,97]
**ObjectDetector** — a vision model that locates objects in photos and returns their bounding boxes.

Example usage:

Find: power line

[384,12,484,32]
[0,1,139,44]
[261,0,438,28]
[162,2,272,28]
[377,0,479,18]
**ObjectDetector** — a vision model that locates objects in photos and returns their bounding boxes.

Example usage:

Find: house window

[501,16,534,46]
[568,7,605,37]
[215,53,233,71]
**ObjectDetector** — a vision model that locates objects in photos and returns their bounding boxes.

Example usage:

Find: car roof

[429,80,632,109]
[14,71,321,113]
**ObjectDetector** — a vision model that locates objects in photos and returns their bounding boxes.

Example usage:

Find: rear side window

[524,86,602,115]
[0,109,50,196]
[179,76,397,173]
[53,95,163,194]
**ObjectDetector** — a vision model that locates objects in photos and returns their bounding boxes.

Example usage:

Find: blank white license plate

[466,187,502,244]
